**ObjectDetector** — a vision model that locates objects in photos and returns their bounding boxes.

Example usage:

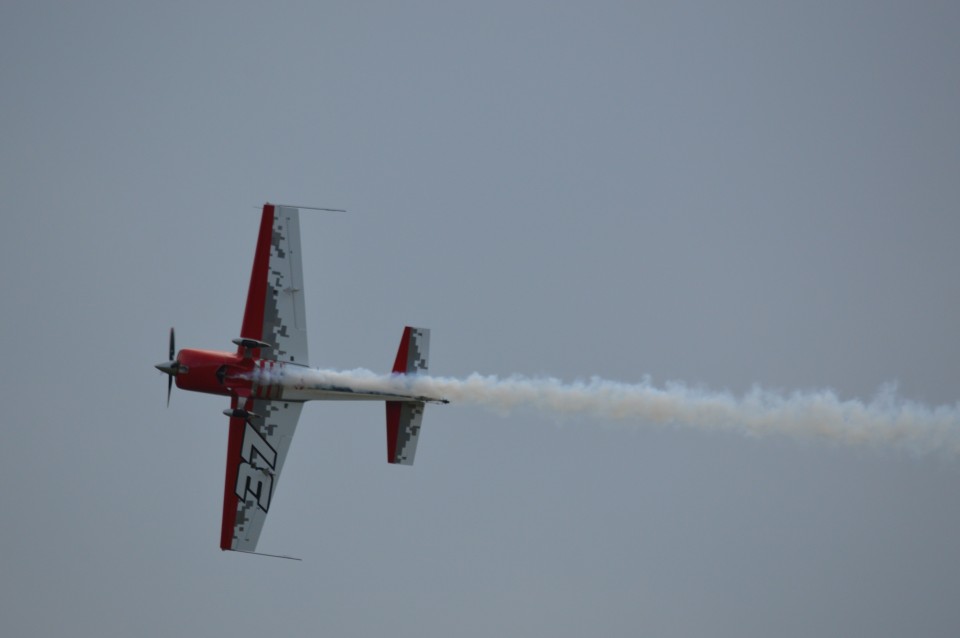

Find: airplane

[155,203,447,558]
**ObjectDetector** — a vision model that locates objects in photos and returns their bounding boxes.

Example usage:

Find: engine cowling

[175,349,251,397]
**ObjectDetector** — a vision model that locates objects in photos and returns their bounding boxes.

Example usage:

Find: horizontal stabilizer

[386,326,430,464]
[392,327,430,374]
[386,401,424,465]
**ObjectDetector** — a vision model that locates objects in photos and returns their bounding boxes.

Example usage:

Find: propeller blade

[162,326,176,407]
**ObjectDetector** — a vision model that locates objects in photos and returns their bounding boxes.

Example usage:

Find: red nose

[175,349,249,397]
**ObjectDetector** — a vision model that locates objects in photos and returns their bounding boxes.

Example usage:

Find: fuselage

[174,348,442,403]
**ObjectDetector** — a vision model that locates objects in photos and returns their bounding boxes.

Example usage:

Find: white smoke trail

[298,368,960,455]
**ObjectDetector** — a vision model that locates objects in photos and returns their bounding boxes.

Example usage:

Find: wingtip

[230,549,303,561]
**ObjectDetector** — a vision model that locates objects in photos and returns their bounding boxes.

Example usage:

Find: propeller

[155,327,180,406]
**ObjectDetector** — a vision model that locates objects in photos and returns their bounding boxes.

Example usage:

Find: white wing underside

[262,206,309,366]
[228,398,303,552]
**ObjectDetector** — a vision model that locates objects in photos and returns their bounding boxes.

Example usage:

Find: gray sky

[2,2,960,636]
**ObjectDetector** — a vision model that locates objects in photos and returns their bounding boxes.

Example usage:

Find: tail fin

[386,327,430,465]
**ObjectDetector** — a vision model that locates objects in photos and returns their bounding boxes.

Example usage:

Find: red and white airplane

[156,203,447,558]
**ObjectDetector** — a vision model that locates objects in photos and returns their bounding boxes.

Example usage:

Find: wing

[220,396,303,551]
[239,204,309,366]
[221,205,308,552]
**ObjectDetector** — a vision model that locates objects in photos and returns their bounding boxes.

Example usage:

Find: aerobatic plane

[155,203,446,557]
